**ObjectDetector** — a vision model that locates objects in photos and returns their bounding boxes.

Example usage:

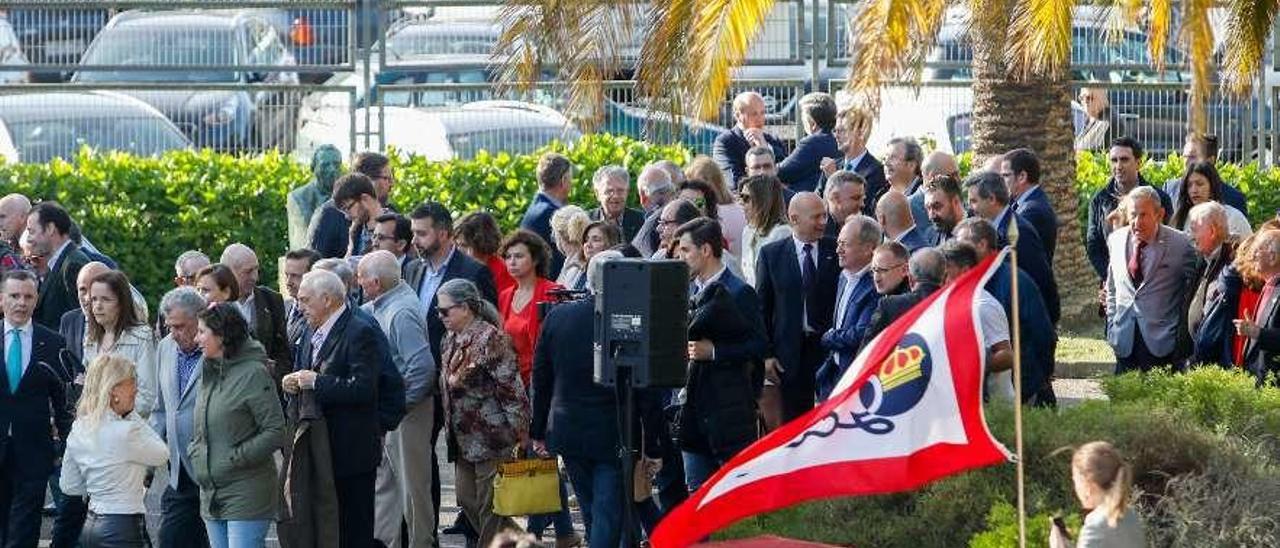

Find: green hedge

[0,135,690,306]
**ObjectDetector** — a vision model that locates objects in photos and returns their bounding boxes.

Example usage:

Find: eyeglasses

[657,218,679,227]
[337,200,358,215]
[871,263,906,274]
[436,303,463,317]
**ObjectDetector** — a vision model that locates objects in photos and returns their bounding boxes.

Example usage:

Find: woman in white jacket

[82,270,158,418]
[61,354,168,548]
[739,174,793,287]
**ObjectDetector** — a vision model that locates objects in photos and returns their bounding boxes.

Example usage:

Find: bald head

[356,250,402,300]
[77,261,110,312]
[788,192,827,242]
[0,194,31,243]
[732,91,766,130]
[875,190,914,235]
[922,151,958,181]
[220,243,260,299]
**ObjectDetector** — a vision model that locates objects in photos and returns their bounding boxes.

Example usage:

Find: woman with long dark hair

[1171,161,1252,237]
[83,271,158,418]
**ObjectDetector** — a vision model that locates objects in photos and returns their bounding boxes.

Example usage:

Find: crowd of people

[0,87,1274,548]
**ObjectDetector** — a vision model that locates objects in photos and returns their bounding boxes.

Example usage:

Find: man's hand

[1235,319,1261,339]
[688,340,714,361]
[531,439,550,458]
[764,358,783,385]
[281,370,317,394]
[743,127,767,148]
[820,157,839,177]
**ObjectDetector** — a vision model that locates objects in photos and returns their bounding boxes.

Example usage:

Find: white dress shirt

[4,319,33,376]
[309,304,347,371]
[60,412,168,515]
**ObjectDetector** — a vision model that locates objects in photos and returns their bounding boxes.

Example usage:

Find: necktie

[802,243,821,329]
[310,330,325,370]
[1128,240,1147,286]
[7,328,21,394]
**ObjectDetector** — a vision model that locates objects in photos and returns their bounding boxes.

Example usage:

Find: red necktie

[1127,240,1147,286]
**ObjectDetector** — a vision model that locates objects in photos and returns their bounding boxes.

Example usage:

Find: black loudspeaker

[594,259,689,388]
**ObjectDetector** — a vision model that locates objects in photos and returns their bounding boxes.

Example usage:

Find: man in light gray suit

[1105,186,1198,373]
[357,251,437,548]
[149,287,210,548]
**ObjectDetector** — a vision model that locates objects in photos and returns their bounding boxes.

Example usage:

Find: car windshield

[379,69,493,107]
[75,26,239,82]
[6,117,189,162]
[446,127,577,159]
[385,27,497,57]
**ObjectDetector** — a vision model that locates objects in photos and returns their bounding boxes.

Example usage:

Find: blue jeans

[681,451,728,494]
[562,457,623,548]
[203,519,271,548]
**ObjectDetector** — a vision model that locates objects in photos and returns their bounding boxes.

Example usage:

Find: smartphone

[1052,515,1067,532]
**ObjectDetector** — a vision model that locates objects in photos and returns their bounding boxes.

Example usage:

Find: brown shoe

[555,534,583,548]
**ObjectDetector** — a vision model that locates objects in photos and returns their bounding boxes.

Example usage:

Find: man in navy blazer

[0,270,72,548]
[285,270,385,548]
[817,216,883,400]
[713,92,788,186]
[1002,149,1061,263]
[875,190,932,254]
[406,203,498,361]
[520,153,573,278]
[863,248,946,348]
[756,193,840,420]
[820,107,888,215]
[777,92,841,193]
[1185,204,1238,369]
[28,202,91,331]
[965,171,1061,324]
[1162,134,1248,217]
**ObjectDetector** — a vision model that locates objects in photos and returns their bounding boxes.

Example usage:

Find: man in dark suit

[58,261,109,367]
[0,270,72,548]
[307,200,350,259]
[713,92,788,186]
[1186,203,1239,368]
[755,192,840,421]
[284,269,385,548]
[283,248,323,353]
[631,164,677,257]
[1002,148,1061,262]
[875,190,931,254]
[221,243,292,387]
[820,107,887,215]
[27,202,90,331]
[587,166,646,242]
[520,153,573,278]
[1236,230,1280,386]
[863,248,946,348]
[819,171,865,240]
[778,92,841,194]
[964,170,1061,324]
[1162,134,1248,217]
[923,174,967,246]
[816,216,882,400]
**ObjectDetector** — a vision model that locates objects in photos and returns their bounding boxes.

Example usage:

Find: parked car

[71,10,301,152]
[383,15,500,58]
[255,6,405,82]
[0,90,191,162]
[8,8,110,81]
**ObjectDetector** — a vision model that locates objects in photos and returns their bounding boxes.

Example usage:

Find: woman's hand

[1048,516,1072,548]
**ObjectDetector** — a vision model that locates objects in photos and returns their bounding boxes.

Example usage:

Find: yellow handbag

[492,453,563,516]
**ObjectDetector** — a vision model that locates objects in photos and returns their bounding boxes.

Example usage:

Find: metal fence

[0,0,1274,165]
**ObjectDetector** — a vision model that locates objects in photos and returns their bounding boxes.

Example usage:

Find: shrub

[968,501,1081,548]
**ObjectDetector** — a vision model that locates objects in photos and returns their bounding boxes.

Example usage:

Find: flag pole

[1007,217,1027,548]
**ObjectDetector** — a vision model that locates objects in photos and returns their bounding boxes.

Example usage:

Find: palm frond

[682,0,777,119]
[635,0,696,113]
[1220,0,1280,96]
[844,0,948,116]
[1180,0,1216,134]
[1005,0,1073,80]
[1146,0,1173,72]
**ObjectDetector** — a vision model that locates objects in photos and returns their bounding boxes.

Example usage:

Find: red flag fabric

[651,249,1014,547]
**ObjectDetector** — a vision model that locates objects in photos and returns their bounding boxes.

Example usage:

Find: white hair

[174,250,210,276]
[732,91,763,116]
[159,286,206,320]
[301,269,346,302]
[313,258,355,291]
[587,250,624,294]
[637,165,674,198]
[359,250,402,290]
[592,165,630,193]
[1187,201,1228,235]
[219,242,256,267]
[1127,186,1163,210]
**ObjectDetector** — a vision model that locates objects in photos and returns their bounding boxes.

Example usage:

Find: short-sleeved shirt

[976,290,1014,402]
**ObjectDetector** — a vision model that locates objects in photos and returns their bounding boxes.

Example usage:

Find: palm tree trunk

[970,6,1095,325]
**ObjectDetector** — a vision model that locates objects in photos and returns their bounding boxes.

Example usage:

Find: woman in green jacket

[188,303,285,548]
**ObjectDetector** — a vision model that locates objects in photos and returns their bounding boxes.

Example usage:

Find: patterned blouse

[441,318,530,463]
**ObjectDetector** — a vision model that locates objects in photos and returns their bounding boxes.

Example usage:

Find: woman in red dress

[497,229,560,385]
[1233,232,1266,366]
[455,211,517,296]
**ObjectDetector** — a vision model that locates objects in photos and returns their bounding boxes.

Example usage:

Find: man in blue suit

[1185,203,1239,369]
[1162,134,1248,217]
[816,216,883,400]
[756,193,840,420]
[1002,149,1061,263]
[0,270,71,548]
[520,153,573,278]
[875,190,932,254]
[965,171,1061,325]
[820,107,887,215]
[713,92,788,187]
[954,219,1057,405]
[778,92,841,194]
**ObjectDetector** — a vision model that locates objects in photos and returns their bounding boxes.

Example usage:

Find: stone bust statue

[287,144,343,249]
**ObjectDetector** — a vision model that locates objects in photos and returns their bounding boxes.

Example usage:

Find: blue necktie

[7,328,22,394]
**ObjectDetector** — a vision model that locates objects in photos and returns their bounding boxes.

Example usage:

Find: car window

[6,116,189,162]
[446,126,579,159]
[75,25,239,82]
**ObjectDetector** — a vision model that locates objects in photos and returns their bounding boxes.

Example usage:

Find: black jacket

[519,192,565,278]
[588,207,647,244]
[862,282,941,349]
[306,200,351,259]
[755,236,840,380]
[0,324,71,477]
[778,129,840,193]
[1243,278,1280,386]
[250,286,292,388]
[35,243,90,330]
[712,126,788,186]
[404,249,498,363]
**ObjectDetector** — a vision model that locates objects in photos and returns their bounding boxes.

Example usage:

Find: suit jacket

[292,307,382,477]
[59,308,86,368]
[778,129,840,193]
[712,126,788,186]
[286,300,308,355]
[1190,242,1238,368]
[755,236,840,382]
[863,282,940,349]
[588,207,647,243]
[1243,278,1280,385]
[0,324,71,477]
[1105,225,1198,359]
[247,286,292,388]
[893,225,931,255]
[631,207,663,257]
[404,249,498,362]
[996,208,1061,324]
[150,335,203,487]
[1015,186,1059,262]
[530,300,662,462]
[816,271,879,399]
[519,192,565,278]
[306,200,351,259]
[851,153,888,216]
[1087,177,1173,280]
[1163,177,1249,218]
[35,243,90,330]
[985,262,1055,403]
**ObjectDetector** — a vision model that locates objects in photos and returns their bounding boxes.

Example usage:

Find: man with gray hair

[714,91,788,184]
[221,243,291,385]
[816,215,883,399]
[1186,201,1238,368]
[779,92,840,193]
[314,257,360,307]
[963,170,1060,324]
[173,250,210,288]
[357,251,437,548]
[632,164,678,256]
[151,286,209,548]
[821,170,866,239]
[588,165,646,241]
[862,247,945,346]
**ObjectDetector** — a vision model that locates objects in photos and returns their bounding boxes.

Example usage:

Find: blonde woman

[550,205,591,290]
[686,155,746,256]
[61,354,169,548]
[83,271,158,418]
[1050,441,1146,548]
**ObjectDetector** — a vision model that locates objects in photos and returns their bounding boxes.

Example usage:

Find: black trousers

[780,333,825,422]
[81,513,149,548]
[158,468,207,548]
[1116,328,1175,374]
[335,471,377,548]
[49,465,88,548]
[0,465,45,548]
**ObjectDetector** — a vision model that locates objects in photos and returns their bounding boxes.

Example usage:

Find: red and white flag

[651,249,1014,547]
